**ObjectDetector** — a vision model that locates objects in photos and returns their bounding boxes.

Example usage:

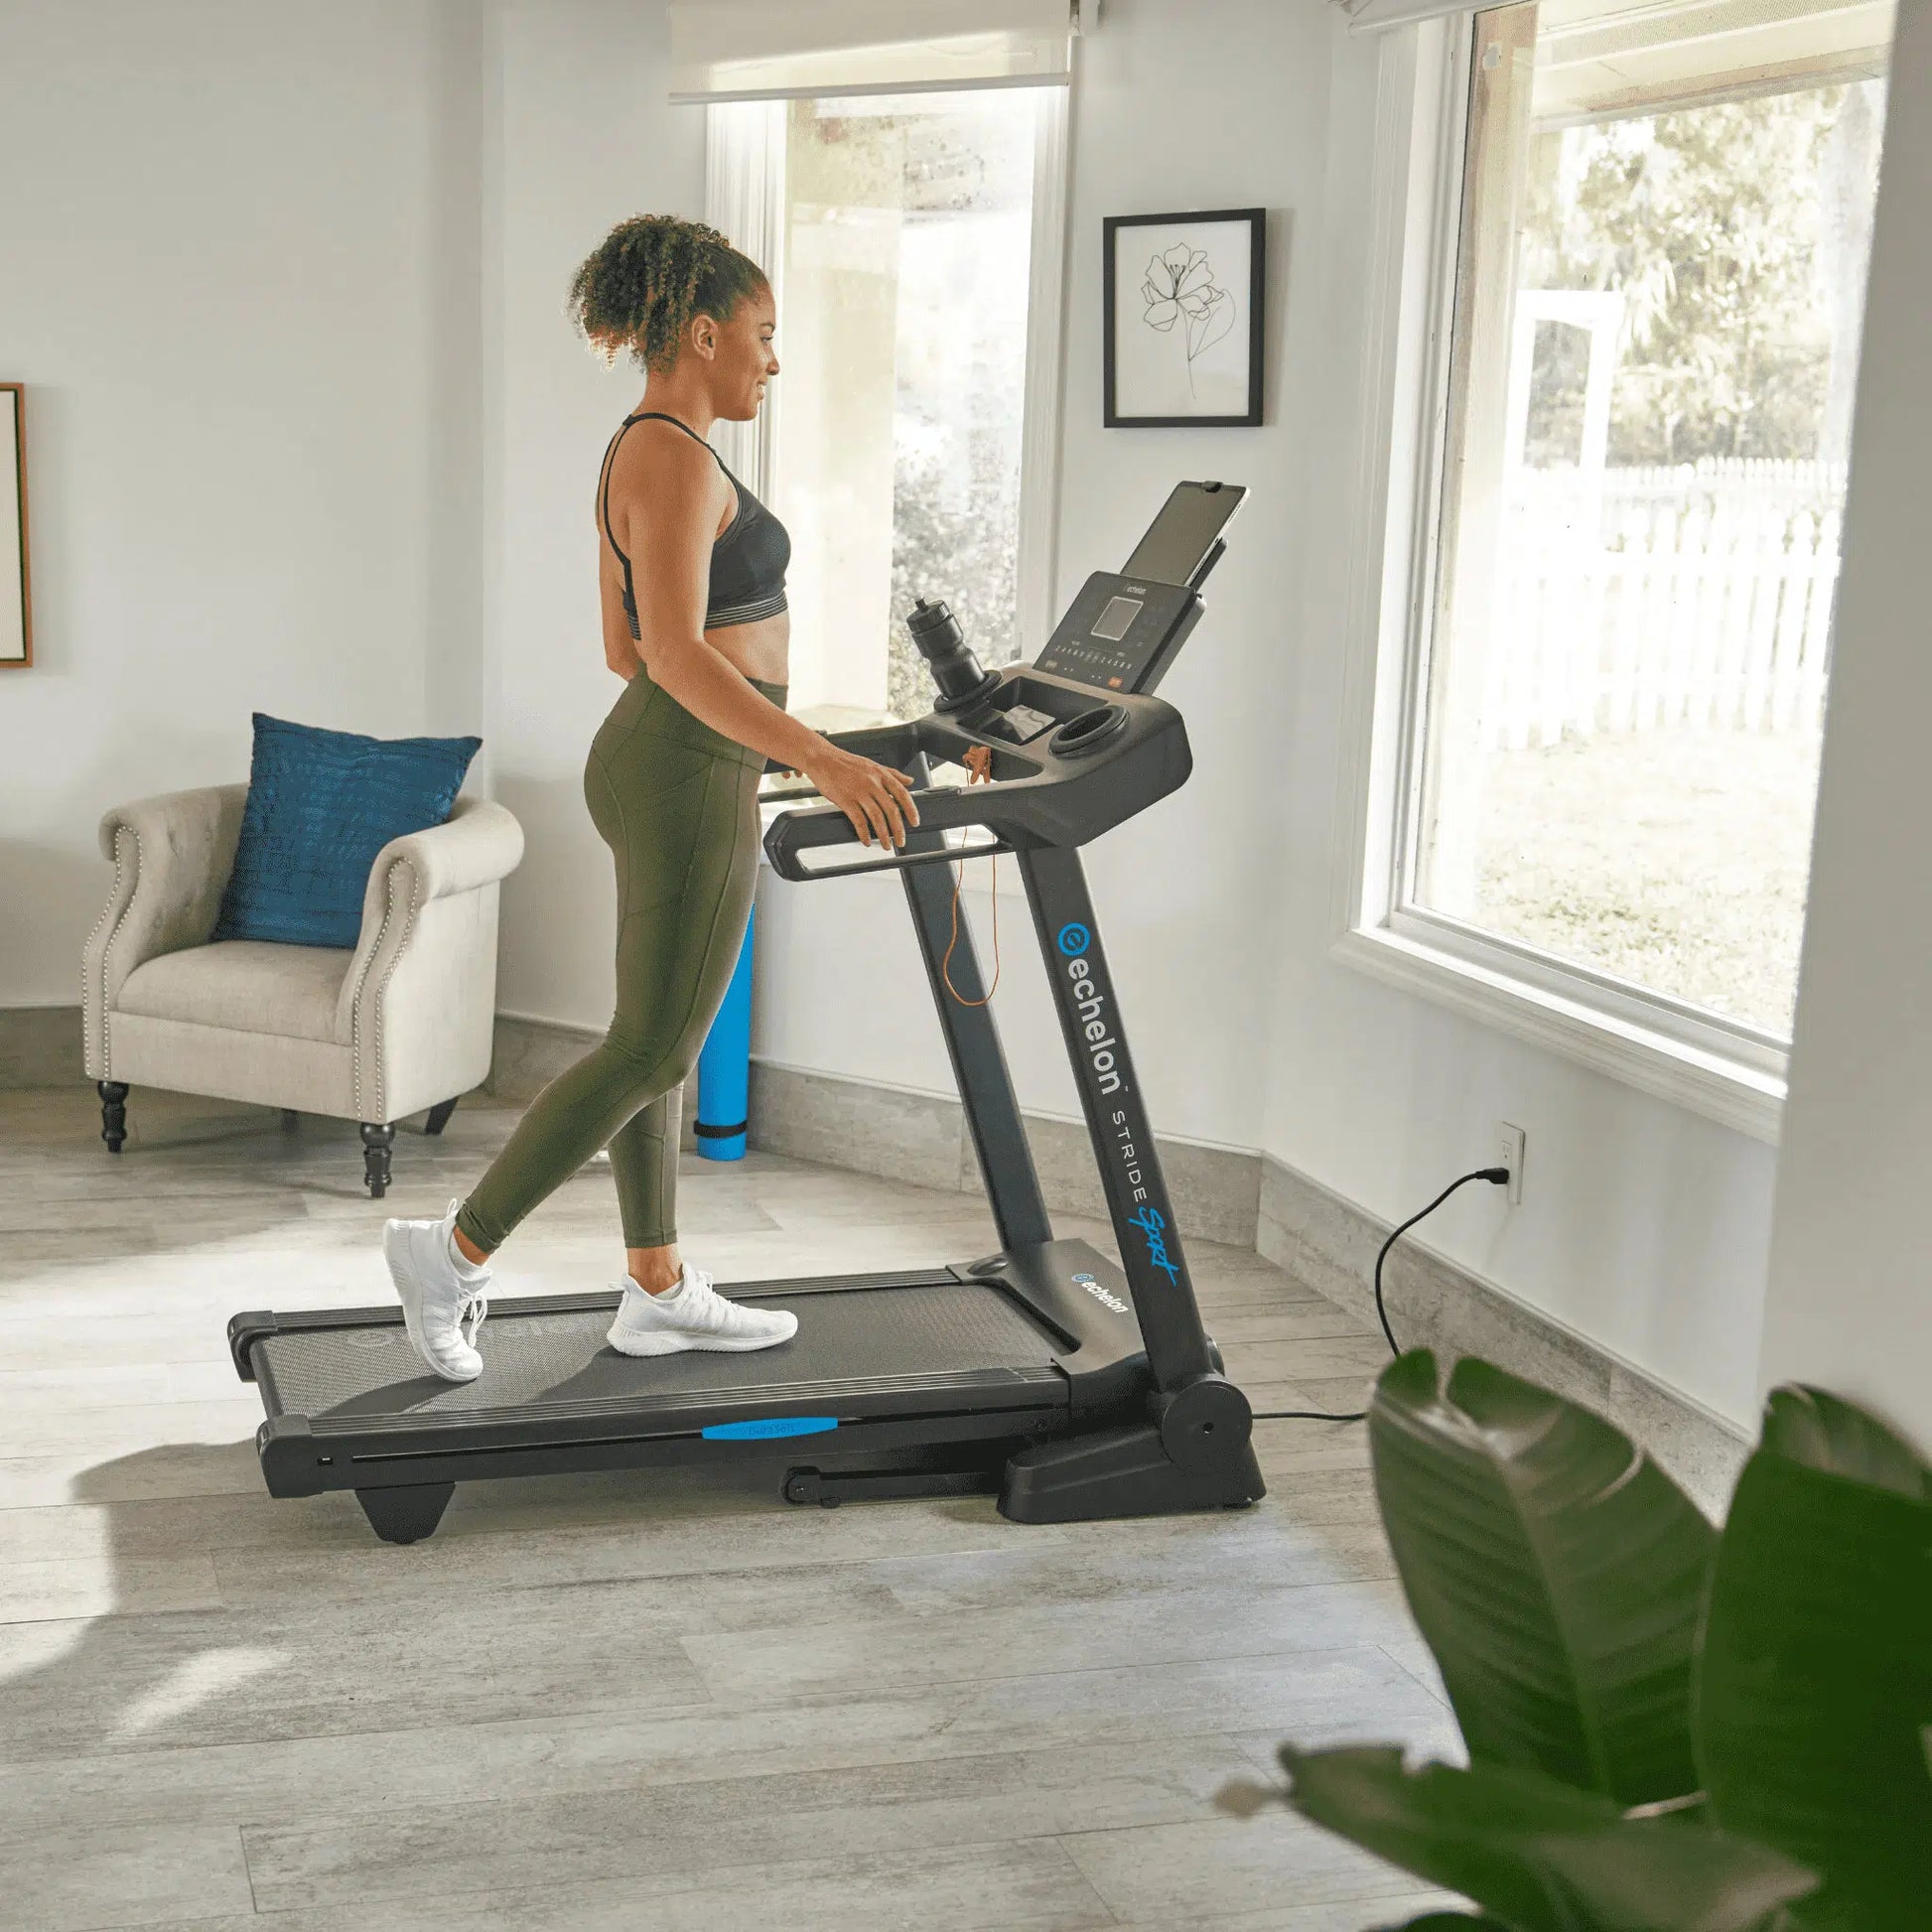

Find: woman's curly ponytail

[568,214,769,372]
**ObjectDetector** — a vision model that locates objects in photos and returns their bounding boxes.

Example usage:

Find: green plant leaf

[1368,1352,1718,1804]
[1375,1917,1513,1930]
[1696,1385,1932,1930]
[1375,1917,1511,1930]
[1282,1745,1816,1932]
[1757,1385,1930,1500]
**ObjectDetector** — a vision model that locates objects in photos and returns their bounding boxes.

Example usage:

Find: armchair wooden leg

[97,1080,129,1153]
[423,1097,458,1137]
[360,1122,395,1198]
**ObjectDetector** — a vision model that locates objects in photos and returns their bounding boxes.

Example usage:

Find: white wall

[752,0,1334,1157]
[0,0,702,1037]
[0,0,476,1005]
[484,0,704,1029]
[1757,0,1932,1446]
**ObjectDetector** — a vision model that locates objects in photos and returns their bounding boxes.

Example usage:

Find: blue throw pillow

[211,713,483,950]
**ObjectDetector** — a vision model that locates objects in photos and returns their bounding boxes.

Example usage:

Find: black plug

[1251,1162,1515,1427]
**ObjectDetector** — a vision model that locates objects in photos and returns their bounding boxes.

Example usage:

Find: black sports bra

[599,410,790,639]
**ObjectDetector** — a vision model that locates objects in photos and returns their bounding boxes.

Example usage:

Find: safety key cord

[942,747,1001,1007]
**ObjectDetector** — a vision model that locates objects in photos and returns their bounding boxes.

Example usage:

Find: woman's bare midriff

[597,555,789,689]
[703,610,789,688]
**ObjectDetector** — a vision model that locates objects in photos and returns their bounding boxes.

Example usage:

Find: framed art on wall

[1104,208,1264,428]
[2,384,29,668]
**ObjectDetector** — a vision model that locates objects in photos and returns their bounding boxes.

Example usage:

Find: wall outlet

[1496,1122,1526,1204]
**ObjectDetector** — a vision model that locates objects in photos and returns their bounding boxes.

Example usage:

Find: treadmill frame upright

[866,811,1262,1524]
[897,835,1217,1394]
[894,759,1053,1255]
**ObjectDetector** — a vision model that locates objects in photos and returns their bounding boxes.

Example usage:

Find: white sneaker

[606,1264,797,1357]
[382,1197,491,1382]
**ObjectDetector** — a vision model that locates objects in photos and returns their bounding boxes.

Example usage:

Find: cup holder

[1049,704,1128,757]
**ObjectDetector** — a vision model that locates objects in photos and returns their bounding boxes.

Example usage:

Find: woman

[382,214,918,1382]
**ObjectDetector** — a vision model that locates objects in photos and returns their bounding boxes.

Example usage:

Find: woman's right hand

[799,742,921,849]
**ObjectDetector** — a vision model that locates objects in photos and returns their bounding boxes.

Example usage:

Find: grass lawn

[1467,724,1823,1037]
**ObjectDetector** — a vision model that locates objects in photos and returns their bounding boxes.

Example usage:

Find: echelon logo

[1056,928,1125,1096]
[1071,1270,1128,1314]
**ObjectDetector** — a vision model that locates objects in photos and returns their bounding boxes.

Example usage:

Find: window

[713,87,1060,732]
[1391,0,1893,1055]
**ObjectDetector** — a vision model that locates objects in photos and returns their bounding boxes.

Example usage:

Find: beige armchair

[82,783,523,1196]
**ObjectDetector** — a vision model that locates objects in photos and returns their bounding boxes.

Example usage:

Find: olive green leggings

[455,668,782,1254]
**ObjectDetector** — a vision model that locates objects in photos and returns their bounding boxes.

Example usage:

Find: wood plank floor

[0,1085,1461,1931]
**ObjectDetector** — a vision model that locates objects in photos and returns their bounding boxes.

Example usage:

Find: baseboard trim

[746,1058,1262,1248]
[0,1004,84,1088]
[1257,1154,1752,1516]
[487,1011,600,1102]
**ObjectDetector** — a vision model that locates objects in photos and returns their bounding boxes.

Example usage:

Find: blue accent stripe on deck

[701,1416,839,1441]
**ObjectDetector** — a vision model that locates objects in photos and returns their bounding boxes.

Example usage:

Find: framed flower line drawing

[1103,208,1264,428]
[2,384,29,668]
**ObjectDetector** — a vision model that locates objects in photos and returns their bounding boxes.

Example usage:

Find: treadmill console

[1034,572,1198,695]
[762,476,1251,876]
[1031,481,1246,696]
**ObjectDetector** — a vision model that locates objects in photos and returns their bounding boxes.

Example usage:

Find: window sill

[1332,921,1785,1144]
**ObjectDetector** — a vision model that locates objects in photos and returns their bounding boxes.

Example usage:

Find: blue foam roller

[695,905,754,1161]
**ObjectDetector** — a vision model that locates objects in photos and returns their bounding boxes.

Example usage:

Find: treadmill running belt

[249,1277,1060,1424]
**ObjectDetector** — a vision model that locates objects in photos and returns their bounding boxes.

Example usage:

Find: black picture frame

[1,383,28,669]
[1104,207,1265,429]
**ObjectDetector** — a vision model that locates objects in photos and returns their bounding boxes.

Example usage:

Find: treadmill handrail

[765,789,1019,880]
[762,721,922,772]
[760,681,1190,881]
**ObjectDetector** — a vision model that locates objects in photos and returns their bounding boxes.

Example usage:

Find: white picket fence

[1602,456,1849,510]
[1481,483,1843,752]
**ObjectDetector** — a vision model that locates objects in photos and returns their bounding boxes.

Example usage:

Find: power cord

[1250,1166,1511,1424]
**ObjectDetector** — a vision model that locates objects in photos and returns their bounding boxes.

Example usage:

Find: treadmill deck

[242,1269,1067,1432]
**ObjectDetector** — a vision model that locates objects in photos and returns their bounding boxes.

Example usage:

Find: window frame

[705,85,1071,718]
[1330,13,1818,1144]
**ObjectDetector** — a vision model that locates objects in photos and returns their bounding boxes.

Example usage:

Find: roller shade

[1334,0,1894,79]
[670,0,1085,103]
[1535,0,1892,118]
[1333,0,1477,30]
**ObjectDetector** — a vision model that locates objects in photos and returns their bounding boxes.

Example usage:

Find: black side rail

[759,721,934,830]
[760,722,922,777]
[759,679,1192,878]
[762,718,1026,882]
[764,787,1018,882]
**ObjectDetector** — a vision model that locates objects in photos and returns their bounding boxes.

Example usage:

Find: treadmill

[228,480,1266,1544]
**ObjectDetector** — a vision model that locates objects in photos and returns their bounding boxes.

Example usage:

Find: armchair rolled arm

[83,784,249,1074]
[356,795,525,921]
[337,798,525,1090]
